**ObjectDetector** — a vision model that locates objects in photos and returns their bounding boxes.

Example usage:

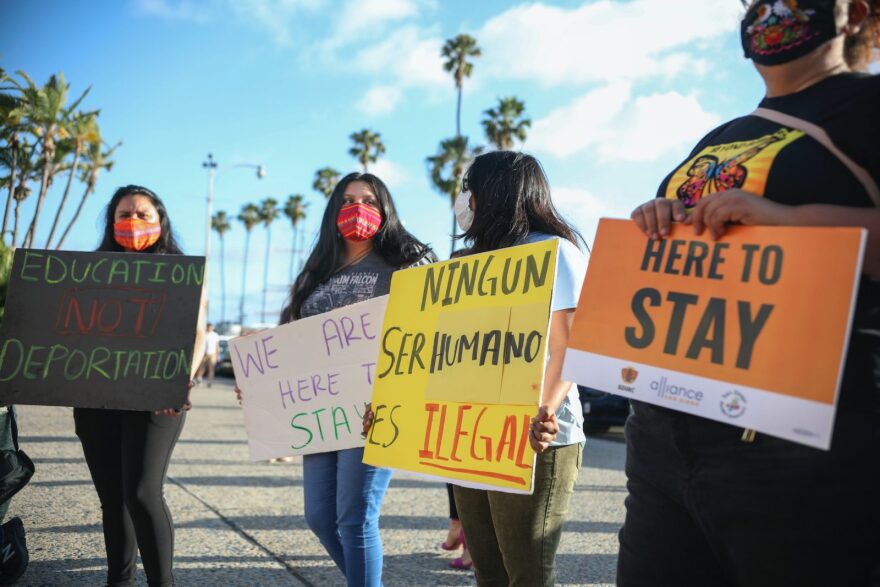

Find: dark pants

[454,443,582,587]
[447,483,458,520]
[0,407,15,522]
[618,402,880,587]
[74,408,185,587]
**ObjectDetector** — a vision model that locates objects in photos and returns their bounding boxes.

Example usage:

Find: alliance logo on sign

[618,366,638,393]
[720,390,747,418]
[651,377,704,407]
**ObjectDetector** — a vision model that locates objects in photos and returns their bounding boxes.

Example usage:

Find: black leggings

[447,483,458,520]
[74,408,185,587]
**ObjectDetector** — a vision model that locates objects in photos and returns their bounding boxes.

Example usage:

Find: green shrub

[0,242,11,324]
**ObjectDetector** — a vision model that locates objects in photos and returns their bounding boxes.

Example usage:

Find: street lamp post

[202,153,265,327]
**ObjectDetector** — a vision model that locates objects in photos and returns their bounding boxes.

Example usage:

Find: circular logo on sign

[720,390,747,418]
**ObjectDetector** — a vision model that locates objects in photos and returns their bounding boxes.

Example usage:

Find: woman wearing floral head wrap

[621,2,880,586]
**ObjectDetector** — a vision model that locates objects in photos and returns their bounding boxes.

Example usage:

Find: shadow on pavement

[575,484,627,494]
[383,552,477,586]
[555,553,618,585]
[20,435,79,443]
[26,558,317,587]
[177,514,458,532]
[170,475,300,488]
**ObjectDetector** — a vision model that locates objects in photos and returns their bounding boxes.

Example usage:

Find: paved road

[10,378,626,586]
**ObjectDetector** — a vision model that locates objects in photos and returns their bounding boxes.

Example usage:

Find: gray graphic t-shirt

[300,252,395,319]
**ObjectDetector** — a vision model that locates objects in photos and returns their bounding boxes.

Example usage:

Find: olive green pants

[453,442,582,587]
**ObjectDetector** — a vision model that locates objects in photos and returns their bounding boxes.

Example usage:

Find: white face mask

[454,190,474,232]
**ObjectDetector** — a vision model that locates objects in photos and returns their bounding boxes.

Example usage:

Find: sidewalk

[10,379,625,586]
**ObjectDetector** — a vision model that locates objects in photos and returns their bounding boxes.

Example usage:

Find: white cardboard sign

[230,295,388,461]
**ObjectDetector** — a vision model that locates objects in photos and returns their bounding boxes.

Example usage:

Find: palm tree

[441,34,481,138]
[0,238,12,321]
[349,129,385,172]
[283,194,308,283]
[482,97,531,150]
[236,203,261,325]
[19,72,91,248]
[0,142,28,246]
[313,167,340,199]
[0,68,26,242]
[211,210,232,325]
[258,198,279,323]
[9,142,37,247]
[427,136,481,256]
[55,136,120,249]
[45,110,99,248]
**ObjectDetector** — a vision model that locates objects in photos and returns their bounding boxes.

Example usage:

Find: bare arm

[529,309,576,453]
[190,294,207,380]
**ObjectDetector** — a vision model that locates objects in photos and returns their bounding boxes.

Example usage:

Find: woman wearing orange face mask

[74,185,203,587]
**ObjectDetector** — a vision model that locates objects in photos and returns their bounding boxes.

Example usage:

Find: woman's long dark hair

[280,172,433,323]
[97,185,183,254]
[460,151,583,254]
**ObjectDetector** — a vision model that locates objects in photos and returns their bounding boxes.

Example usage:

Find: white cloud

[357,85,404,116]
[353,25,448,88]
[367,159,408,189]
[229,0,324,46]
[333,0,425,41]
[530,81,632,158]
[476,0,742,86]
[552,187,633,249]
[530,83,719,163]
[334,0,738,117]
[137,0,324,46]
[596,91,719,162]
[337,24,448,113]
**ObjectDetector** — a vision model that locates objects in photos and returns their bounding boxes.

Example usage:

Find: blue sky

[2,0,764,325]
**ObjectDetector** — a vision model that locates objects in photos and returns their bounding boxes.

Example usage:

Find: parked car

[578,386,630,434]
[216,338,234,377]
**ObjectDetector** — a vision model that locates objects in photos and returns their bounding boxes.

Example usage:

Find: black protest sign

[0,249,205,410]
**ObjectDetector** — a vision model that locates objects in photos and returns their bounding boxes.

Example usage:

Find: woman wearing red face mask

[621,1,879,586]
[241,173,433,586]
[74,185,203,587]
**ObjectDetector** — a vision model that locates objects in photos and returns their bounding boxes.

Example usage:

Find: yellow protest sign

[362,240,558,494]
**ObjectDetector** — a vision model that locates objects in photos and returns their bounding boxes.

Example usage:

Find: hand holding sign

[631,198,687,239]
[686,189,790,239]
[529,406,558,454]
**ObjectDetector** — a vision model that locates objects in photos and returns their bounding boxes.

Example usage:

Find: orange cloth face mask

[113,218,162,251]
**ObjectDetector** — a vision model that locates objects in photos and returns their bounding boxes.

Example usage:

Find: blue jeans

[303,448,392,587]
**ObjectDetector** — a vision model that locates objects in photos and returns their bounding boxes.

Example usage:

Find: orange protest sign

[563,219,866,449]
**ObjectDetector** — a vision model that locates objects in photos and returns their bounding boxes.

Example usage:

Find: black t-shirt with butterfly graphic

[656,72,879,412]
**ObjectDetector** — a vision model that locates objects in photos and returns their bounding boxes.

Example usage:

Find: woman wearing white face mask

[621,1,880,586]
[450,151,587,587]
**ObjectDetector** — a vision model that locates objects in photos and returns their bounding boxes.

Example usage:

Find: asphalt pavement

[9,378,626,586]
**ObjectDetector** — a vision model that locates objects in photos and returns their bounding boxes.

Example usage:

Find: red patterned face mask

[336,203,382,242]
[114,218,162,251]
